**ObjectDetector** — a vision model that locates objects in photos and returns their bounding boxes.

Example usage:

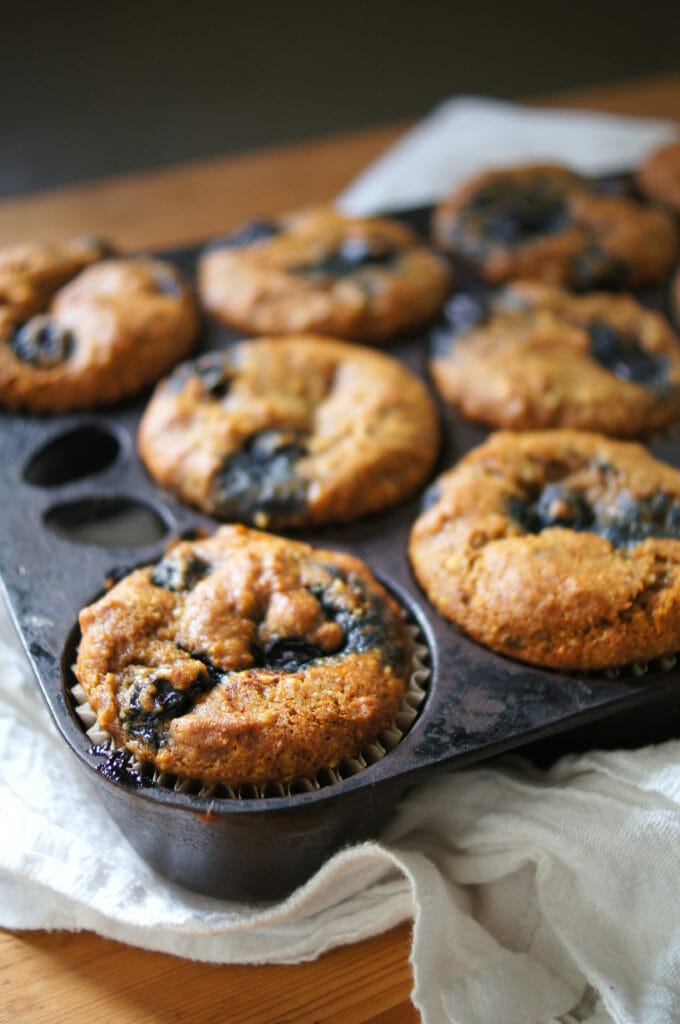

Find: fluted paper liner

[71,619,430,800]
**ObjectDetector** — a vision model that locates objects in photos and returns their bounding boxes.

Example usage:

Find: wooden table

[1,72,679,1024]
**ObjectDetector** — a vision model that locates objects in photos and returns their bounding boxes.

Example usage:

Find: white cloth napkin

[338,95,677,214]
[3,99,680,1024]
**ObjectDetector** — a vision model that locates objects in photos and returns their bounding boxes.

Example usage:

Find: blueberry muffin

[198,206,452,342]
[432,164,678,289]
[74,524,411,787]
[410,430,680,670]
[637,140,680,214]
[138,335,440,528]
[431,282,680,437]
[0,235,112,321]
[0,241,199,412]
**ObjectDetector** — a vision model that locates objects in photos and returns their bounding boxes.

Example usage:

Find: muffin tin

[2,203,680,902]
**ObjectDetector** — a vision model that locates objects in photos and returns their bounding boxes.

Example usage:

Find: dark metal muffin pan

[2,202,680,902]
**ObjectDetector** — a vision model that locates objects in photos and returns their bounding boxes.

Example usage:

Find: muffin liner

[70,620,430,800]
[546,651,678,684]
[599,653,676,680]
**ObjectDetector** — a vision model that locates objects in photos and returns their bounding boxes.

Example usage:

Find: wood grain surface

[0,924,417,1024]
[1,71,679,1024]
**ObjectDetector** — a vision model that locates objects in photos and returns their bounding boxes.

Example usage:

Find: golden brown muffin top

[0,245,198,412]
[432,163,678,288]
[637,140,680,213]
[198,205,452,342]
[410,430,680,670]
[430,281,680,437]
[76,525,411,787]
[138,335,440,528]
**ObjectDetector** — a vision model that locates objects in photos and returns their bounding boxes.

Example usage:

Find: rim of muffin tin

[58,569,436,810]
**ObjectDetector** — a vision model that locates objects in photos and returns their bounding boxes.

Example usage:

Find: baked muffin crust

[432,164,678,289]
[430,281,680,437]
[198,206,452,342]
[410,430,680,670]
[75,525,411,787]
[0,242,198,412]
[637,140,680,213]
[138,335,440,528]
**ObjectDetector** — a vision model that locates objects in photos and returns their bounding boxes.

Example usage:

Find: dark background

[2,1,678,198]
